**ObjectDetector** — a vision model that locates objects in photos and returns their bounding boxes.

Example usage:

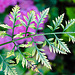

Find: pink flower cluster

[0,0,56,60]
[0,36,15,50]
[0,0,17,13]
[19,0,34,10]
[0,0,34,13]
[42,46,56,60]
[0,5,46,50]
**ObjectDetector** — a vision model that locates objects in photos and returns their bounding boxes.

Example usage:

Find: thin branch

[0,32,75,46]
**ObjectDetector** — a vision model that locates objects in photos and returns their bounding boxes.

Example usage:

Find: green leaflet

[27,32,35,35]
[15,24,22,27]
[19,19,27,27]
[32,48,36,56]
[9,16,14,22]
[19,41,33,48]
[47,25,53,31]
[38,27,43,30]
[42,41,46,47]
[0,31,7,37]
[48,38,54,41]
[36,41,43,44]
[16,55,20,64]
[4,66,8,75]
[0,62,3,71]
[23,16,28,22]
[29,23,36,29]
[19,44,25,48]
[22,57,25,68]
[0,24,12,29]
[6,50,15,58]
[14,33,24,38]
[6,60,15,64]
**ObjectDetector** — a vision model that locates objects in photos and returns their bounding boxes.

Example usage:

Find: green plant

[0,5,75,75]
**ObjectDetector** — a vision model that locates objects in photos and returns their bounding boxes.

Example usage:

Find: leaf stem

[0,32,75,46]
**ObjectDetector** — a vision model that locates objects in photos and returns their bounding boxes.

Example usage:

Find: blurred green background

[34,0,75,75]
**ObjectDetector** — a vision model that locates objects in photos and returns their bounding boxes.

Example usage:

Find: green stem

[31,37,37,49]
[36,23,39,34]
[14,43,26,60]
[0,32,75,46]
[43,35,50,44]
[12,13,16,40]
[25,14,32,36]
[14,43,36,70]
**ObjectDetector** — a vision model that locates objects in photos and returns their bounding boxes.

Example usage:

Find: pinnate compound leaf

[32,38,51,69]
[64,19,75,31]
[53,13,64,30]
[55,35,71,53]
[68,34,75,43]
[49,44,67,54]
[37,8,49,24]
[29,10,36,22]
[6,50,15,58]
[44,36,67,54]
[36,49,51,69]
[12,5,20,14]
[4,66,18,75]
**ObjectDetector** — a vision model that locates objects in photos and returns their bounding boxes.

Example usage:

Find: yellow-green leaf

[0,24,12,29]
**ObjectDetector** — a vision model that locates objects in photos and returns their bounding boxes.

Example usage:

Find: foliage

[0,5,75,75]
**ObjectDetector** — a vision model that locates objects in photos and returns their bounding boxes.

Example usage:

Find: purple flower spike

[42,46,56,60]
